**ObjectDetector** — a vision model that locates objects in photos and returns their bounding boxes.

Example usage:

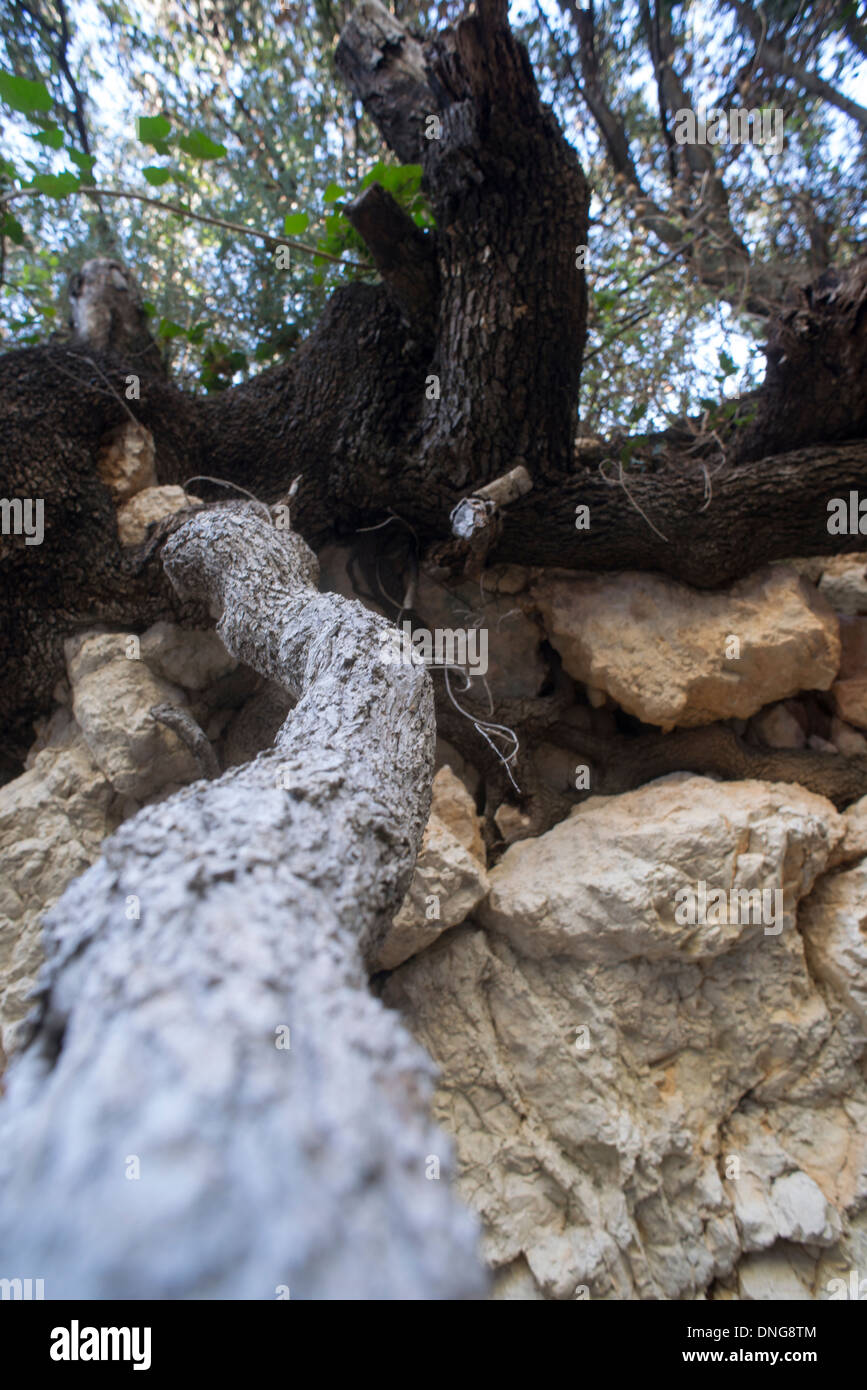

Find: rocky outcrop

[376,767,488,970]
[0,714,121,1062]
[66,631,203,799]
[117,484,203,546]
[832,616,867,730]
[97,421,157,500]
[140,621,236,691]
[533,567,840,729]
[819,554,867,616]
[385,775,867,1299]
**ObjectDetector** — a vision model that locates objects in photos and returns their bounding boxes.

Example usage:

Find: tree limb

[0,504,485,1299]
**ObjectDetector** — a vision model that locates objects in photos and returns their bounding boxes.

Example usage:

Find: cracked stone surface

[532,567,840,730]
[385,774,867,1299]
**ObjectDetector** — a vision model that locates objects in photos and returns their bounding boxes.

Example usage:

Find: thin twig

[0,184,372,270]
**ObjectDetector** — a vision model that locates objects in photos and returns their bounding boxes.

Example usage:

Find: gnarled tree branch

[0,504,485,1299]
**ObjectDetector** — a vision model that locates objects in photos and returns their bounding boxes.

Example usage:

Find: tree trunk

[0,503,485,1299]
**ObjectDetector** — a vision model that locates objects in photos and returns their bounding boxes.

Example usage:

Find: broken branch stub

[0,504,485,1299]
[450,463,534,540]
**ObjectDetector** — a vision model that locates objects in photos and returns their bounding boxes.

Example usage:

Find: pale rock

[800,859,867,1031]
[376,816,489,971]
[832,615,867,729]
[0,721,119,1062]
[493,803,533,844]
[532,566,840,730]
[735,1247,816,1300]
[750,703,806,749]
[768,1172,841,1246]
[386,776,866,1299]
[819,554,867,615]
[829,792,867,867]
[140,621,237,691]
[117,485,202,546]
[97,421,156,500]
[66,631,203,798]
[830,716,867,756]
[430,765,485,864]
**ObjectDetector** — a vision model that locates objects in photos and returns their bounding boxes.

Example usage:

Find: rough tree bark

[0,503,485,1299]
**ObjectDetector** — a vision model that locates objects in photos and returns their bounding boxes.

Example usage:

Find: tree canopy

[1,0,863,429]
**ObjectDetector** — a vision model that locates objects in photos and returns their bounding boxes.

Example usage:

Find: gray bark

[0,504,485,1300]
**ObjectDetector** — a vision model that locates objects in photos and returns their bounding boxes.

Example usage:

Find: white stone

[386,776,864,1299]
[66,631,203,798]
[532,566,840,730]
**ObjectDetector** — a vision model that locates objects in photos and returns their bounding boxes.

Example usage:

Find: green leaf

[718,350,736,377]
[68,150,96,173]
[283,212,308,234]
[142,165,173,187]
[186,322,209,344]
[33,124,64,149]
[141,301,156,318]
[178,129,226,160]
[0,72,52,113]
[0,212,25,244]
[323,182,344,203]
[136,114,171,143]
[30,171,79,197]
[157,317,185,339]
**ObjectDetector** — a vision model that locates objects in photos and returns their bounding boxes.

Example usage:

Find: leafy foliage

[0,0,864,420]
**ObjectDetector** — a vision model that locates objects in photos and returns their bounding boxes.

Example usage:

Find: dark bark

[0,0,865,797]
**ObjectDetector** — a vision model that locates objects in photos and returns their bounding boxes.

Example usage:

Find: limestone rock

[819,554,867,615]
[734,1247,816,1300]
[831,615,867,729]
[830,716,867,756]
[532,566,840,730]
[800,859,867,1031]
[493,802,533,844]
[749,702,806,749]
[66,631,203,798]
[385,776,866,1299]
[97,421,156,501]
[430,765,485,864]
[0,720,119,1062]
[829,792,867,867]
[140,621,237,691]
[117,485,202,546]
[376,816,489,971]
